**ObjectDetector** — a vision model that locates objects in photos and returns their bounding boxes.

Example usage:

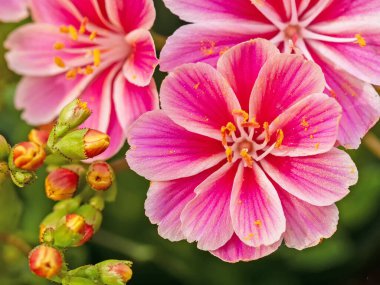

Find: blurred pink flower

[5,0,159,159]
[0,0,29,23]
[127,40,358,262]
[160,0,380,149]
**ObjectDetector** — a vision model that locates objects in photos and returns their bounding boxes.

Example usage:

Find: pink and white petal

[307,39,380,86]
[162,0,270,23]
[276,186,339,250]
[30,0,81,25]
[80,66,120,133]
[113,72,159,135]
[145,166,219,242]
[14,72,95,125]
[251,0,289,27]
[249,54,326,124]
[159,21,278,72]
[123,29,158,87]
[105,0,155,32]
[180,163,238,251]
[268,93,341,157]
[261,148,358,206]
[160,62,241,140]
[5,24,93,77]
[0,0,28,22]
[217,39,280,111]
[211,234,282,263]
[126,110,225,181]
[231,163,285,247]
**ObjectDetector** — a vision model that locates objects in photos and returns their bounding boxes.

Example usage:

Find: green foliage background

[1,1,380,284]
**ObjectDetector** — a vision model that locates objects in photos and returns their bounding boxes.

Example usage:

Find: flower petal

[217,39,280,111]
[261,148,358,206]
[126,110,225,181]
[30,0,80,25]
[113,72,159,135]
[145,166,219,242]
[249,54,326,124]
[268,93,341,157]
[231,163,285,247]
[211,234,282,263]
[162,0,270,22]
[0,0,28,22]
[159,22,277,72]
[105,0,155,32]
[160,63,241,140]
[180,163,238,251]
[276,185,339,250]
[123,29,158,87]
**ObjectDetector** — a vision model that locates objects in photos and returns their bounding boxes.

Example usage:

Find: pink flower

[126,40,358,263]
[160,0,380,149]
[0,0,29,23]
[5,0,159,159]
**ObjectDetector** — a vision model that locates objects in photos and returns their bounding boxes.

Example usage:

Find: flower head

[86,161,114,191]
[161,0,380,148]
[29,245,63,279]
[45,168,79,201]
[5,0,159,159]
[127,40,358,262]
[98,260,133,285]
[12,142,46,171]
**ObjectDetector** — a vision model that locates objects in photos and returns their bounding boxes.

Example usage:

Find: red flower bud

[84,130,110,158]
[86,162,113,191]
[45,168,79,201]
[65,214,94,246]
[29,129,50,146]
[98,260,133,284]
[29,245,63,279]
[13,142,46,171]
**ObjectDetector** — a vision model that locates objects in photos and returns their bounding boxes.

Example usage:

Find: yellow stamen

[355,34,366,47]
[315,143,320,149]
[275,129,284,148]
[79,17,88,34]
[240,148,254,168]
[53,42,65,50]
[65,69,77,80]
[225,147,233,163]
[221,126,227,146]
[254,220,262,227]
[59,25,69,33]
[89,31,97,41]
[242,118,260,128]
[263,122,270,142]
[225,122,236,134]
[54,56,66,68]
[84,65,94,75]
[68,25,78,41]
[93,49,101,67]
[232,109,249,122]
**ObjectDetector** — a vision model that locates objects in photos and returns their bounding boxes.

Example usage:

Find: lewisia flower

[5,0,159,159]
[0,0,29,23]
[127,40,358,262]
[160,0,380,148]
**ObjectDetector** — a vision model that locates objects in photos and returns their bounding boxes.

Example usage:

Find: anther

[65,69,77,80]
[275,129,284,148]
[263,122,270,142]
[225,147,233,163]
[89,31,97,41]
[68,25,78,41]
[54,57,66,68]
[355,34,366,47]
[93,49,101,67]
[232,109,249,122]
[53,42,65,50]
[240,148,254,168]
[79,17,88,34]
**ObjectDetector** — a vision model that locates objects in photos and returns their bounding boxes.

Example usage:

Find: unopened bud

[56,99,91,138]
[87,162,113,191]
[40,209,67,242]
[76,204,102,232]
[12,142,46,171]
[10,169,36,187]
[54,129,109,161]
[54,214,94,247]
[45,168,79,201]
[54,196,81,212]
[29,245,63,279]
[98,260,133,285]
[89,196,105,211]
[29,129,50,146]
[0,135,10,160]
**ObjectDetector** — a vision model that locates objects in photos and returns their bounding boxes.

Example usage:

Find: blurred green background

[1,1,380,284]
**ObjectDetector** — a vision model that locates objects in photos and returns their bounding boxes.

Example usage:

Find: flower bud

[45,168,79,201]
[12,142,46,171]
[40,209,67,242]
[76,204,103,232]
[0,135,10,161]
[55,99,91,138]
[87,162,114,191]
[54,196,81,213]
[89,195,105,211]
[62,277,97,285]
[29,129,50,146]
[98,260,133,285]
[10,169,36,187]
[29,245,63,279]
[54,129,109,161]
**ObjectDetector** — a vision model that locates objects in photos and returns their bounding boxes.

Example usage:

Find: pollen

[254,220,262,227]
[225,147,233,163]
[193,82,200,90]
[275,129,284,148]
[263,122,270,142]
[301,117,309,130]
[93,49,101,67]
[68,25,78,41]
[315,143,320,149]
[65,69,77,80]
[53,42,65,50]
[59,25,69,33]
[200,40,216,56]
[232,109,249,122]
[79,17,88,34]
[355,34,366,47]
[84,65,94,75]
[89,31,97,41]
[54,56,66,68]
[240,148,254,168]
[225,122,236,134]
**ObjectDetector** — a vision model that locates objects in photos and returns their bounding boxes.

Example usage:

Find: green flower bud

[10,169,36,187]
[54,196,81,213]
[97,260,133,285]
[0,135,10,161]
[76,204,102,232]
[89,196,105,211]
[62,277,97,285]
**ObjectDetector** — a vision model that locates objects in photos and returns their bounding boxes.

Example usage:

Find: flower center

[284,24,301,42]
[220,109,284,168]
